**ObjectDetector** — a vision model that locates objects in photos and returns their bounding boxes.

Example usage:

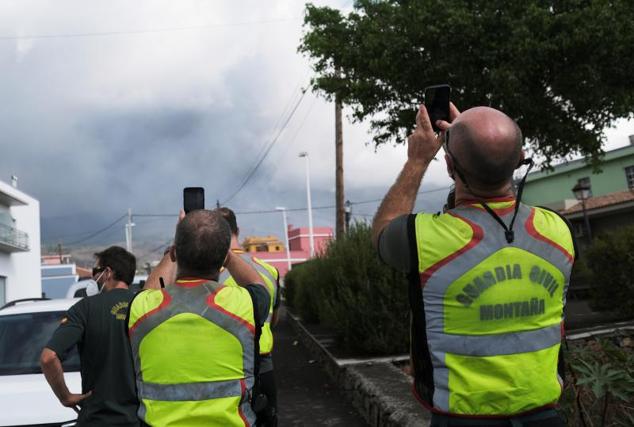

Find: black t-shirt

[47,289,139,427]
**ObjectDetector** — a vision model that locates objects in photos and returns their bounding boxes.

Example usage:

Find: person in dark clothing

[41,246,140,427]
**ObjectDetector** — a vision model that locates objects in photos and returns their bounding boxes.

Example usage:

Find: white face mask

[85,270,106,297]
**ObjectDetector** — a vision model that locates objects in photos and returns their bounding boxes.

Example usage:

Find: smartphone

[424,84,451,132]
[183,187,205,214]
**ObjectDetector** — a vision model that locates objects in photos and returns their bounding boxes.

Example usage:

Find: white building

[0,178,41,304]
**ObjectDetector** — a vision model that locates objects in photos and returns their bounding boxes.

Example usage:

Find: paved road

[272,307,368,427]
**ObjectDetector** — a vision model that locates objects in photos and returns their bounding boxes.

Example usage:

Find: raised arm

[224,250,264,287]
[144,250,177,289]
[372,104,449,247]
[144,210,185,289]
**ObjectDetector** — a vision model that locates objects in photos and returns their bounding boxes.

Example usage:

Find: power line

[136,186,452,218]
[64,214,127,246]
[221,87,309,204]
[0,17,298,41]
[264,95,318,183]
[50,186,452,243]
[147,239,173,255]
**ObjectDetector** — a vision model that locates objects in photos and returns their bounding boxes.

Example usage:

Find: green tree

[585,225,634,316]
[299,0,634,166]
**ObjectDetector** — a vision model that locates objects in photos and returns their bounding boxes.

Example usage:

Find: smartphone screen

[424,84,451,132]
[183,187,205,214]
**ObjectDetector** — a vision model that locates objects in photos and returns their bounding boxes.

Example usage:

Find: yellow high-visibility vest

[128,279,257,426]
[221,251,279,355]
[410,201,574,416]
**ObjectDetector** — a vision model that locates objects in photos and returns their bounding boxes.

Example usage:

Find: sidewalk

[273,306,368,426]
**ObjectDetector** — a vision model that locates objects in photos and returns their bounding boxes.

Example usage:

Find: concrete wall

[523,145,634,206]
[0,180,41,304]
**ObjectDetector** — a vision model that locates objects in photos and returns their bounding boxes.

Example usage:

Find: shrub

[562,337,634,426]
[288,222,410,355]
[585,226,634,315]
[284,260,321,324]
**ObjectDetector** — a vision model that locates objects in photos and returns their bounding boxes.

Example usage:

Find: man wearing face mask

[41,246,140,427]
[372,104,575,426]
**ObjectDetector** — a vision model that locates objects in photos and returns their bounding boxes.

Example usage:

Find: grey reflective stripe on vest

[420,204,573,411]
[220,253,277,315]
[129,282,256,424]
[139,378,243,401]
[427,323,561,357]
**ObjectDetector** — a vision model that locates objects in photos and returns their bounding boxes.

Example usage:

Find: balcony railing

[0,223,29,252]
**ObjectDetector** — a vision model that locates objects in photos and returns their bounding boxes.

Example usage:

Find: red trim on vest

[174,278,208,288]
[412,383,559,419]
[467,202,516,216]
[206,287,256,335]
[525,209,574,263]
[419,212,484,287]
[128,290,172,336]
[457,196,516,205]
[238,379,249,426]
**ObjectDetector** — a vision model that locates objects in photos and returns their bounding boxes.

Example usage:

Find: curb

[286,311,431,427]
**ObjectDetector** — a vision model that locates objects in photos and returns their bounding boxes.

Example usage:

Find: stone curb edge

[286,310,431,427]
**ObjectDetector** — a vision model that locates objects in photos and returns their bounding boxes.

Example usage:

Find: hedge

[285,223,410,355]
[585,225,634,316]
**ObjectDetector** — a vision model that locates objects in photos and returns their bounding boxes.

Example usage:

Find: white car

[0,298,81,426]
[65,275,148,299]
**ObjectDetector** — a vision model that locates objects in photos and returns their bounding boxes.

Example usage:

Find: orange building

[241,235,285,253]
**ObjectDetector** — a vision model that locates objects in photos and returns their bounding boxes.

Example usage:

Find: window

[573,222,585,238]
[625,166,634,189]
[0,311,80,375]
[0,276,5,306]
[577,177,592,197]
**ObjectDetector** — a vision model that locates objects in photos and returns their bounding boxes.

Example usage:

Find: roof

[0,298,78,315]
[527,144,634,183]
[242,236,284,245]
[561,190,634,215]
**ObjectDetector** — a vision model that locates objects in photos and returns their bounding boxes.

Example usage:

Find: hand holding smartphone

[424,84,451,132]
[183,187,205,214]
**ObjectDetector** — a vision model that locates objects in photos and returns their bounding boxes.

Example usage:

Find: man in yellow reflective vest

[218,207,281,427]
[129,209,270,426]
[372,104,575,426]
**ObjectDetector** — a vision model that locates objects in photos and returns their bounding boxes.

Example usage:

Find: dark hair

[175,210,231,274]
[217,207,238,236]
[450,121,523,188]
[94,246,136,286]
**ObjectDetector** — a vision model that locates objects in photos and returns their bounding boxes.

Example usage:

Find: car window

[0,311,80,375]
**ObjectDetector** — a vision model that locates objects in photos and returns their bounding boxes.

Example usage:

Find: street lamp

[298,152,315,257]
[275,207,292,272]
[572,182,593,242]
[344,200,352,232]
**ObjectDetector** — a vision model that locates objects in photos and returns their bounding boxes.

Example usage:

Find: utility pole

[125,208,135,253]
[335,95,345,238]
[344,200,352,232]
[299,152,315,257]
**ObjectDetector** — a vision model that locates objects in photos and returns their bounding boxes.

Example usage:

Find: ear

[445,154,455,180]
[516,150,526,169]
[169,245,177,263]
[222,251,230,267]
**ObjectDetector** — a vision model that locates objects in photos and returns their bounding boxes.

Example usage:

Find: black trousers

[255,370,278,427]
[430,408,565,427]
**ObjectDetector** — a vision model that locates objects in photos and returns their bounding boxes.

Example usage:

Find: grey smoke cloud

[0,0,456,250]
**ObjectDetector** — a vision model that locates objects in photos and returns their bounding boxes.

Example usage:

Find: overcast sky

[2,0,633,251]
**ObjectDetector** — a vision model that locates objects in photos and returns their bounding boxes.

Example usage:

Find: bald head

[175,209,231,275]
[447,107,523,189]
